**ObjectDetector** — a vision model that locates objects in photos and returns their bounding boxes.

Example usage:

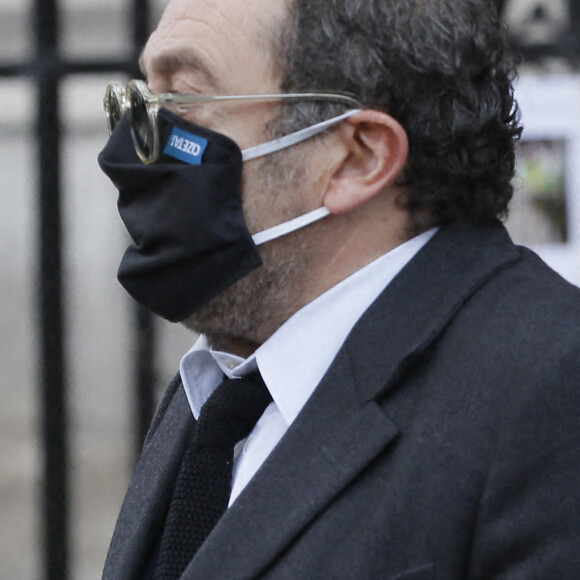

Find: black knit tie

[153,372,272,580]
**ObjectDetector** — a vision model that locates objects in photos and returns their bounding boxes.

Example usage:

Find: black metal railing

[1,1,154,578]
[0,0,577,578]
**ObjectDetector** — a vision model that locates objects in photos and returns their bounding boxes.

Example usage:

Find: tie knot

[195,371,272,449]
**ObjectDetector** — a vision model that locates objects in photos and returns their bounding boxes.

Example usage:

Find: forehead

[142,0,288,93]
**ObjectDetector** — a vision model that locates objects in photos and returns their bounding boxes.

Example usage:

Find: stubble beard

[182,146,314,349]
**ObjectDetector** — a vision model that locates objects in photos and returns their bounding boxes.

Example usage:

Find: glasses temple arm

[155,92,362,108]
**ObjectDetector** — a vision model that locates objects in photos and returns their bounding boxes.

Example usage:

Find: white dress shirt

[179,228,436,505]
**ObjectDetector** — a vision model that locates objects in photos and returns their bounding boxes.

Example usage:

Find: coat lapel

[346,220,520,403]
[183,220,521,579]
[185,350,399,579]
[102,379,194,580]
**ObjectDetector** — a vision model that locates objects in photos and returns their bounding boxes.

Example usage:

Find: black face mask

[98,109,262,322]
[98,107,359,322]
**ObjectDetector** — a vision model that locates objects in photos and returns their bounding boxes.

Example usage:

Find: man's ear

[323,110,408,214]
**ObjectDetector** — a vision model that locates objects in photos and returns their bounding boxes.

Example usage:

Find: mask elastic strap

[242,109,362,162]
[252,206,330,246]
[247,109,361,246]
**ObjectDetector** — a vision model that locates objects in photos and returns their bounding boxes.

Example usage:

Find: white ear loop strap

[251,207,330,246]
[245,109,361,246]
[242,109,362,162]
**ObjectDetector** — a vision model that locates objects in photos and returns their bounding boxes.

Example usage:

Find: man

[98,0,580,578]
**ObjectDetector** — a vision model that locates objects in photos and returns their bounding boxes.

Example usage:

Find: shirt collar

[253,228,437,425]
[180,228,437,424]
[178,335,258,419]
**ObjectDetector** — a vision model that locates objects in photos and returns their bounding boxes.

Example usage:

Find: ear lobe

[323,110,409,214]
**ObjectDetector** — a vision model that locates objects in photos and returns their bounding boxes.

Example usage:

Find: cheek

[184,102,279,151]
[240,152,311,233]
[240,160,275,233]
[179,104,230,136]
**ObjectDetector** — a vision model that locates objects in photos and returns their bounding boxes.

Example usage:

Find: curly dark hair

[272,0,523,229]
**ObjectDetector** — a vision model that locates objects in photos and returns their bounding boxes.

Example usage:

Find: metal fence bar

[0,64,28,77]
[32,1,70,578]
[32,0,154,577]
[129,0,159,458]
[133,305,157,454]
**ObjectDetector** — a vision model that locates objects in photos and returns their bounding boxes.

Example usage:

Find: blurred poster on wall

[508,74,580,285]
[509,138,568,245]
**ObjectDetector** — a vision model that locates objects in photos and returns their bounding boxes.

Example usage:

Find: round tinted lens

[104,84,125,134]
[128,83,157,162]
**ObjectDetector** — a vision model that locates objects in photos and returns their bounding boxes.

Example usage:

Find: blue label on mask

[163,127,209,165]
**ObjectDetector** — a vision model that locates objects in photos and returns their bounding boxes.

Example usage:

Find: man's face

[141,0,324,350]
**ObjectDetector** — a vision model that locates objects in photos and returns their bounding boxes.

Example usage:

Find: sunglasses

[104,79,362,164]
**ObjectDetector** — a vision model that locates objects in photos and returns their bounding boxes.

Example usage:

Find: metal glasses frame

[104,79,363,163]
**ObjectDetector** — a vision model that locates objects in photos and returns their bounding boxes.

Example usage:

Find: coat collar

[346,219,519,403]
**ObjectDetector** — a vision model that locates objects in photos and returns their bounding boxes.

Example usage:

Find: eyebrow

[139,48,218,90]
